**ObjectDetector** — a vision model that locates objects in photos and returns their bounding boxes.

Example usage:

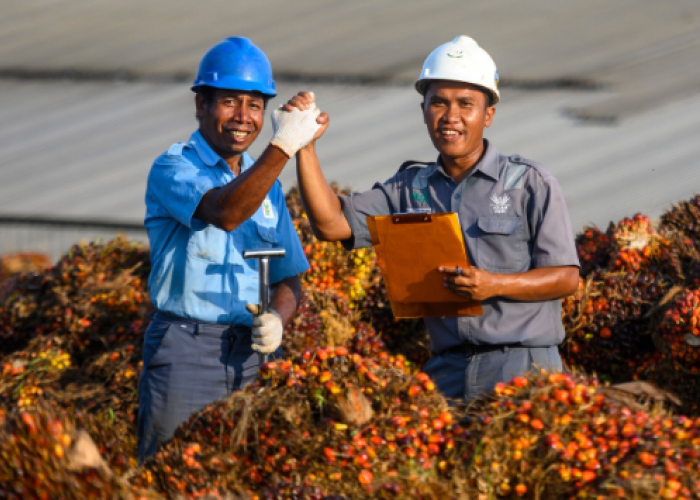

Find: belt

[440,343,521,357]
[153,310,250,336]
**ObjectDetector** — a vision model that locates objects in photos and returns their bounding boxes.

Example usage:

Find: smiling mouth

[230,130,250,140]
[440,130,462,139]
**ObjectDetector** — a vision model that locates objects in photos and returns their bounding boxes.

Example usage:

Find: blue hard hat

[191,37,276,97]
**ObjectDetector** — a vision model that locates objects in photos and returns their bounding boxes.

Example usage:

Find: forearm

[296,145,352,241]
[270,276,302,327]
[492,266,579,301]
[200,146,289,231]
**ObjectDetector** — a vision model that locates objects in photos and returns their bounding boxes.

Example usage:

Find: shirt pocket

[253,222,280,247]
[186,225,228,264]
[475,215,529,273]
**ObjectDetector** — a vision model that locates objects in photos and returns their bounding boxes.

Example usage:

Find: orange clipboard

[366,212,483,319]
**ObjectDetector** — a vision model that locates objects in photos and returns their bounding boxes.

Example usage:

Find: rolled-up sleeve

[528,173,580,269]
[338,180,399,250]
[147,154,215,230]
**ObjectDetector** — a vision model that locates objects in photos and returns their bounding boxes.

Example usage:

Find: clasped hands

[270,91,329,157]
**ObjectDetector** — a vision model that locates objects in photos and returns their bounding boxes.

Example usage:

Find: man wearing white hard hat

[289,36,580,401]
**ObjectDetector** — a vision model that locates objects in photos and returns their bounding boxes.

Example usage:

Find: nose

[441,102,459,123]
[233,102,252,123]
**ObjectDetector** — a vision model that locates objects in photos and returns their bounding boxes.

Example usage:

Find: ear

[484,105,496,128]
[420,101,427,124]
[195,93,206,120]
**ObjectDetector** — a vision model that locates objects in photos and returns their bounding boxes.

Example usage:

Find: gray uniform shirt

[339,140,580,354]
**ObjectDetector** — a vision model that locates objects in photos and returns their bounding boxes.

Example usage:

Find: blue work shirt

[339,140,580,352]
[144,130,309,325]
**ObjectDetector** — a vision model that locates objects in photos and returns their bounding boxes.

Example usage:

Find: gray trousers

[136,311,282,464]
[423,345,562,401]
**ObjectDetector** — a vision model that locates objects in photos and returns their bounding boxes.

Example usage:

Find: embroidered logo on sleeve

[262,200,274,219]
[490,194,510,214]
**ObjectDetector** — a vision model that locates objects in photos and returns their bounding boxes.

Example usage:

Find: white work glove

[246,303,284,354]
[270,93,321,157]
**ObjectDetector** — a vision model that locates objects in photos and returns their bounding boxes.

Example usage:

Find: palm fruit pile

[563,200,700,414]
[0,404,161,500]
[459,371,700,499]
[0,237,151,475]
[129,366,700,500]
[1,189,700,498]
[130,348,459,499]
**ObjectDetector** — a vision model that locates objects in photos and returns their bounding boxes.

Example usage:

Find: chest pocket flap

[256,223,279,244]
[478,215,522,235]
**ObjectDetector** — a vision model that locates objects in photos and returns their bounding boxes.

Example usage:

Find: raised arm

[277,92,351,242]
[196,99,322,232]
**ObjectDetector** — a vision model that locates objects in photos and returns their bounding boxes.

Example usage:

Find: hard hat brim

[191,76,276,98]
[415,78,499,105]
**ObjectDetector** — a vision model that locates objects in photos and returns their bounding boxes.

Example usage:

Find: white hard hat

[415,36,500,105]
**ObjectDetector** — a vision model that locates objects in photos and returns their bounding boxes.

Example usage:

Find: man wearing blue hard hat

[138,37,322,462]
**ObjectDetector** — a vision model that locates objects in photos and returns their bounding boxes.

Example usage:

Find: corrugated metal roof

[1,78,699,236]
[1,0,700,259]
[3,0,700,120]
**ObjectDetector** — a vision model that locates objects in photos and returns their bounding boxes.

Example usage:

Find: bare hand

[283,91,329,144]
[438,265,501,301]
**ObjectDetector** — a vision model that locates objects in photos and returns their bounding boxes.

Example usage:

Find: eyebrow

[218,93,264,102]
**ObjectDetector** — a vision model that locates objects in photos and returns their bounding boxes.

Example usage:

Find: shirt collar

[430,139,501,182]
[189,130,254,172]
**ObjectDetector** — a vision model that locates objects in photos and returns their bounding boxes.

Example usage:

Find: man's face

[196,89,265,161]
[421,81,495,162]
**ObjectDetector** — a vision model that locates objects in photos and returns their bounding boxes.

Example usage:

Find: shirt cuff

[339,195,373,251]
[532,256,581,268]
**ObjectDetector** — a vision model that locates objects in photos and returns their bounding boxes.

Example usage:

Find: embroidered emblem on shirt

[411,190,430,205]
[490,194,510,214]
[262,200,274,219]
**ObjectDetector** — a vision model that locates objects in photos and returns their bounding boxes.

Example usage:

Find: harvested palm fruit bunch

[284,277,425,371]
[0,404,160,500]
[606,214,684,280]
[561,268,667,381]
[355,279,429,368]
[659,288,700,373]
[283,289,385,362]
[576,226,612,277]
[132,348,462,499]
[456,371,700,499]
[287,186,376,303]
[660,194,700,247]
[0,251,51,286]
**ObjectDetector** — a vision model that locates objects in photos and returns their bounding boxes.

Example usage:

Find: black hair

[421,81,494,108]
[196,86,270,109]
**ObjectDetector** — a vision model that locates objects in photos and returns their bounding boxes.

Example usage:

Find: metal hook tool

[243,248,286,366]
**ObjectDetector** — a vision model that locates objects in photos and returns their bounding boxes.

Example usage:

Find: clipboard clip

[392,212,432,224]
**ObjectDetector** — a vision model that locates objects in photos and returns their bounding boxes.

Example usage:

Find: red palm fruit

[530,418,545,431]
[358,470,373,486]
[512,376,528,388]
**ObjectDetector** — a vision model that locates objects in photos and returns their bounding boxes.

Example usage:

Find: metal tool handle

[243,248,286,366]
